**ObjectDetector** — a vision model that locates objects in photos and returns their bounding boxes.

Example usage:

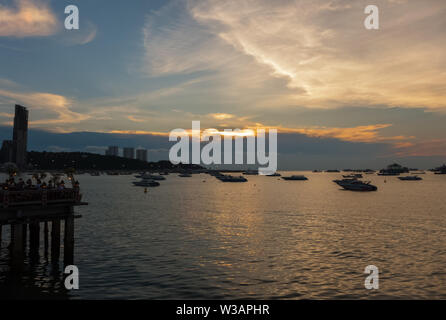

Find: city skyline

[1,0,446,169]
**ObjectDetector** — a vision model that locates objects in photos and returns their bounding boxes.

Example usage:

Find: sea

[0,172,445,299]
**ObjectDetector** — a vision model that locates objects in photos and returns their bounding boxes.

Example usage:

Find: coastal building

[106,146,119,157]
[12,105,29,169]
[0,140,13,163]
[123,147,135,159]
[0,105,28,169]
[136,149,148,162]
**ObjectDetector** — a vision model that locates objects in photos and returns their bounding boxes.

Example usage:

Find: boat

[434,164,446,175]
[132,179,160,187]
[266,172,281,177]
[333,179,377,191]
[217,175,247,182]
[378,163,409,176]
[312,170,322,173]
[282,175,308,181]
[179,173,192,177]
[142,173,166,180]
[398,176,422,181]
[343,174,363,179]
[325,170,340,173]
[243,170,258,175]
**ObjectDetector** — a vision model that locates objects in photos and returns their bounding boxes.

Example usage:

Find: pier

[0,188,87,267]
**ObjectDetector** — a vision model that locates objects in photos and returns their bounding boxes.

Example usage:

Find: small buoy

[144,188,148,193]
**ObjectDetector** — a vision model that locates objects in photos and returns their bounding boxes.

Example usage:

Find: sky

[0,0,445,169]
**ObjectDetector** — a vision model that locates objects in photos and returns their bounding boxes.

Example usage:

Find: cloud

[0,0,58,37]
[277,124,414,143]
[0,88,89,125]
[141,0,446,110]
[209,113,234,120]
[60,21,98,46]
[393,139,446,157]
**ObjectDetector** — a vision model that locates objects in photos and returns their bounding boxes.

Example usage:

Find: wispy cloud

[141,0,446,110]
[0,0,58,37]
[0,88,89,125]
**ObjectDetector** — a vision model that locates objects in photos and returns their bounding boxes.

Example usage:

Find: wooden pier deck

[0,188,87,267]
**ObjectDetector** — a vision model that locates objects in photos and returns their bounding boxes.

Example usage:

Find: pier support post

[51,219,61,262]
[44,221,49,256]
[29,221,40,259]
[22,223,28,249]
[10,223,24,261]
[64,215,75,266]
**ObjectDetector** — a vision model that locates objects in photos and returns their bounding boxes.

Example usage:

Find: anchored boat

[333,179,377,191]
[282,175,308,181]
[398,176,422,181]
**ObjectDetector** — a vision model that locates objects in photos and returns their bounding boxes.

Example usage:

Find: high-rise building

[105,146,119,156]
[136,149,148,162]
[123,147,135,159]
[12,105,28,169]
[0,140,14,163]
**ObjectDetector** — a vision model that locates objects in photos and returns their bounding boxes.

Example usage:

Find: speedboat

[343,174,363,179]
[282,175,308,181]
[141,173,166,180]
[243,170,258,175]
[265,172,281,177]
[398,176,422,181]
[217,175,247,182]
[132,179,160,187]
[179,173,192,177]
[333,179,377,191]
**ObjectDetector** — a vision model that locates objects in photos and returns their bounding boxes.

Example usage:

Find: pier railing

[0,188,82,208]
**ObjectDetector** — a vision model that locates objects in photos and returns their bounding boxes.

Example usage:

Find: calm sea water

[1,172,445,299]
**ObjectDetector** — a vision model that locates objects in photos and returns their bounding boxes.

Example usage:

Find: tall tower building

[12,105,28,169]
[136,149,148,162]
[123,147,135,159]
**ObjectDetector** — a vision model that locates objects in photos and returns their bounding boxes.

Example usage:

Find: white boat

[282,175,308,181]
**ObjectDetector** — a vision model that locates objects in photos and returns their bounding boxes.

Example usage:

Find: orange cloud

[0,89,89,124]
[393,139,446,157]
[275,124,414,143]
[209,113,234,120]
[0,0,58,37]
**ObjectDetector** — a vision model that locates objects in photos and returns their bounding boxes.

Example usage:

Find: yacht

[398,176,422,181]
[343,174,363,179]
[243,170,258,175]
[434,164,446,175]
[132,179,160,187]
[265,172,281,177]
[333,179,377,191]
[179,173,192,177]
[142,173,166,180]
[217,175,247,182]
[282,175,308,181]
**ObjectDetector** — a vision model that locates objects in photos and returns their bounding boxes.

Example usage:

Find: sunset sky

[1,0,445,168]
